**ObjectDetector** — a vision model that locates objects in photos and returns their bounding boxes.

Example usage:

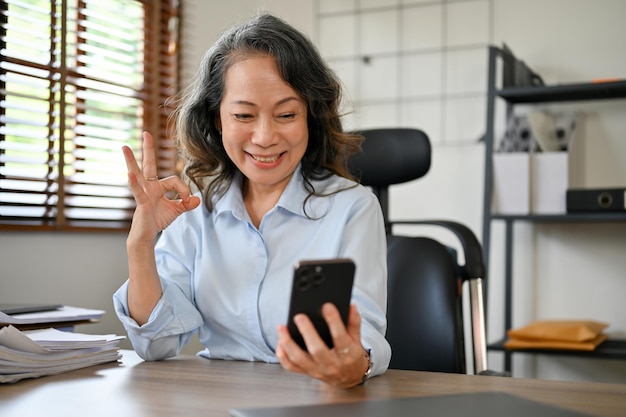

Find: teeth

[252,154,279,163]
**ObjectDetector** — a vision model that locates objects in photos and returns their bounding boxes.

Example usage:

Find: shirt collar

[276,164,330,219]
[213,171,246,222]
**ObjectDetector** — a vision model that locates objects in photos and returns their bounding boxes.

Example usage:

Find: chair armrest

[389,220,485,281]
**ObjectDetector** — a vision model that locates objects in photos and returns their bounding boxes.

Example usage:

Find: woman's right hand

[123,131,200,325]
[123,131,201,245]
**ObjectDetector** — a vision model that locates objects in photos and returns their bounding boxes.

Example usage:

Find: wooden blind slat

[0,0,180,231]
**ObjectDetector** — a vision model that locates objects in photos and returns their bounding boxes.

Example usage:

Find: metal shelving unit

[481,46,626,372]
[497,80,626,103]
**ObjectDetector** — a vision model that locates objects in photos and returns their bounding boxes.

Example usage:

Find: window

[0,0,180,231]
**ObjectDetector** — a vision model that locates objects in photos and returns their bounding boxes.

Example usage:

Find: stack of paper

[0,325,124,383]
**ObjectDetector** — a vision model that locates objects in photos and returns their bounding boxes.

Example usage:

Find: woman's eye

[278,113,296,120]
[233,113,253,120]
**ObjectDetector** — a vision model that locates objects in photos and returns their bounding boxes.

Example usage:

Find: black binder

[566,188,626,212]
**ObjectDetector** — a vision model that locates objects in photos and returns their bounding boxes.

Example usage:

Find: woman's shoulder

[313,173,378,204]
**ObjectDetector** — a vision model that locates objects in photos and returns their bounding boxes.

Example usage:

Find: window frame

[0,0,180,232]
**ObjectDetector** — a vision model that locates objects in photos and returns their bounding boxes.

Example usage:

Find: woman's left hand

[276,303,370,388]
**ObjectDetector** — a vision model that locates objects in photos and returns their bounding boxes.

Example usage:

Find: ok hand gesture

[123,131,201,245]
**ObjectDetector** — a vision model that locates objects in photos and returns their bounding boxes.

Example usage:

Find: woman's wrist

[126,231,158,253]
[359,349,373,385]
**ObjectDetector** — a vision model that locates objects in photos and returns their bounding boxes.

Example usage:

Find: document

[23,327,125,350]
[0,325,124,383]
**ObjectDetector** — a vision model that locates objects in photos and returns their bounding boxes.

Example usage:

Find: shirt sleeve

[112,218,205,361]
[338,188,391,377]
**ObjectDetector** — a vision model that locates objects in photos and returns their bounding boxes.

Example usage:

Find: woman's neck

[242,175,291,228]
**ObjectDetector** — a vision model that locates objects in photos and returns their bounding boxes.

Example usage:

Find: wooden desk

[1,350,625,417]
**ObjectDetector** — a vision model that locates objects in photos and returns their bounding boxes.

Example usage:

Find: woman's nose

[250,119,278,147]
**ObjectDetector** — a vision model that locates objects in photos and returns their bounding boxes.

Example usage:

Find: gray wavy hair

[173,13,362,212]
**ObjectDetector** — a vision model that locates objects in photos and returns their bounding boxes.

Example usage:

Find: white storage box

[530,152,568,214]
[492,111,583,215]
[492,152,530,215]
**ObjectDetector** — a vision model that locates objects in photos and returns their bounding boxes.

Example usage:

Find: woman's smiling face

[218,54,308,195]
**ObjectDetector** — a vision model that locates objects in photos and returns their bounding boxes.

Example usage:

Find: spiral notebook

[229,391,592,417]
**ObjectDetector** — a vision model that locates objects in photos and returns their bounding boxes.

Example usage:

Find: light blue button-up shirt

[113,165,390,377]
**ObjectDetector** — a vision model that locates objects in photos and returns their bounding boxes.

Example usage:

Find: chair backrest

[348,128,431,188]
[348,128,430,227]
[386,235,465,372]
[349,128,486,374]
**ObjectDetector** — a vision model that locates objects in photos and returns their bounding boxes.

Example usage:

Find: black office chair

[349,128,489,374]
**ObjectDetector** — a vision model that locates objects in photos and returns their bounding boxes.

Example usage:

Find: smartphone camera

[296,265,326,292]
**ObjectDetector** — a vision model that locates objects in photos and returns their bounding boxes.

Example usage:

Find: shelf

[497,80,626,104]
[491,212,626,223]
[483,46,626,374]
[488,339,626,361]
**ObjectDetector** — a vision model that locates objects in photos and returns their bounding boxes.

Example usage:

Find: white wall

[2,0,625,382]
[0,232,131,348]
[180,0,316,86]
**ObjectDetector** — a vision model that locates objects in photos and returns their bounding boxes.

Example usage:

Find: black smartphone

[286,258,355,351]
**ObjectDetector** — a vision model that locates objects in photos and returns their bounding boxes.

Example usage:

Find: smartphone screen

[286,258,355,351]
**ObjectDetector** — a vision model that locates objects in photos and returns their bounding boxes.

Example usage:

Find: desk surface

[1,351,625,417]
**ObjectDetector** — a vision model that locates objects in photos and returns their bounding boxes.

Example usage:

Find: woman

[114,13,390,388]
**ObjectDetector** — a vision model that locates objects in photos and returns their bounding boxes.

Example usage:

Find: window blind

[0,0,180,231]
